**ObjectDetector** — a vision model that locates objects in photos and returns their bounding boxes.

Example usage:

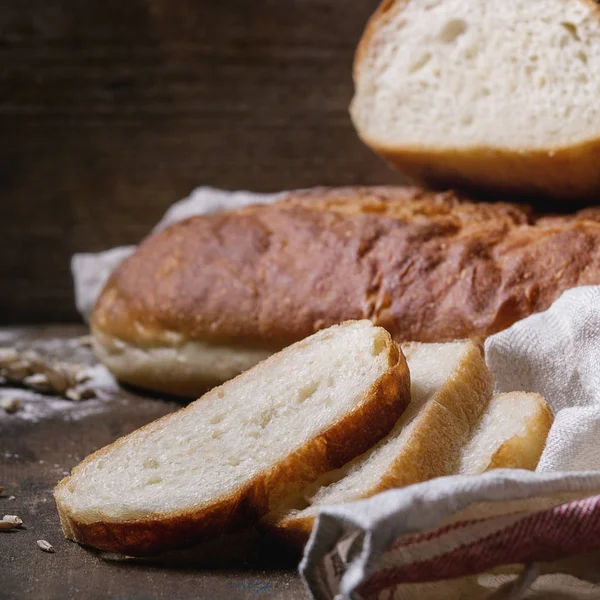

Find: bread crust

[55,325,411,556]
[92,186,600,394]
[359,140,600,202]
[351,0,600,201]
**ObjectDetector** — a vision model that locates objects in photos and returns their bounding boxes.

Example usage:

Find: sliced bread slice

[351,0,600,200]
[459,391,554,474]
[265,340,492,548]
[54,320,410,556]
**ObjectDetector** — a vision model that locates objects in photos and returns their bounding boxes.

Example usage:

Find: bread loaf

[351,0,600,201]
[55,321,410,556]
[92,186,600,395]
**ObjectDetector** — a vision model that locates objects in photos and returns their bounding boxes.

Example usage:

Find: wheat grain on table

[0,325,306,600]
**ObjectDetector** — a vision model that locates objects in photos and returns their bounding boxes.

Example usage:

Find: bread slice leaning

[55,321,410,556]
[265,340,492,548]
[351,0,600,200]
[459,392,554,474]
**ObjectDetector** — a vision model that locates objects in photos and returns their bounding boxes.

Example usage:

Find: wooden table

[0,325,308,600]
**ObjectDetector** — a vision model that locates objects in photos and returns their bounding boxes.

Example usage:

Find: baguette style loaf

[92,186,600,395]
[351,0,600,201]
[56,321,410,556]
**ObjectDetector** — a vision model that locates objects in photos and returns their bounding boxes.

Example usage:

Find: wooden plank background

[0,0,404,324]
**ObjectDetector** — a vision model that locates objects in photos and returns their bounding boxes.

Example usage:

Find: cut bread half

[54,321,410,556]
[264,340,492,549]
[459,391,554,474]
[351,0,600,200]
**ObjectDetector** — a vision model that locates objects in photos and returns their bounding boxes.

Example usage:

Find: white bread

[54,321,410,556]
[351,0,600,200]
[267,386,553,550]
[92,327,276,398]
[265,340,492,547]
[459,391,554,474]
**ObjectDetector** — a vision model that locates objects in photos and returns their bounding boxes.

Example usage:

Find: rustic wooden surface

[0,0,405,324]
[0,325,308,600]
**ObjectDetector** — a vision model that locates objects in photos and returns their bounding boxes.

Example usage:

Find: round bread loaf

[351,0,600,201]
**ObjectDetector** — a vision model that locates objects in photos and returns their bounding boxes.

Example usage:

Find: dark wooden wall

[0,0,402,324]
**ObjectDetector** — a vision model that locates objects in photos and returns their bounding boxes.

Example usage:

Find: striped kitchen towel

[301,287,600,599]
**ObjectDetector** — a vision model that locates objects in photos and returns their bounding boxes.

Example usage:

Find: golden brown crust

[367,342,492,494]
[55,328,411,556]
[93,186,600,360]
[352,0,600,201]
[368,142,600,203]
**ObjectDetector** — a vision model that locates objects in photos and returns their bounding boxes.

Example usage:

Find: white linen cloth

[71,188,600,599]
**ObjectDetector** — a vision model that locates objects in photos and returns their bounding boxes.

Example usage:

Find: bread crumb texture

[352,0,600,149]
